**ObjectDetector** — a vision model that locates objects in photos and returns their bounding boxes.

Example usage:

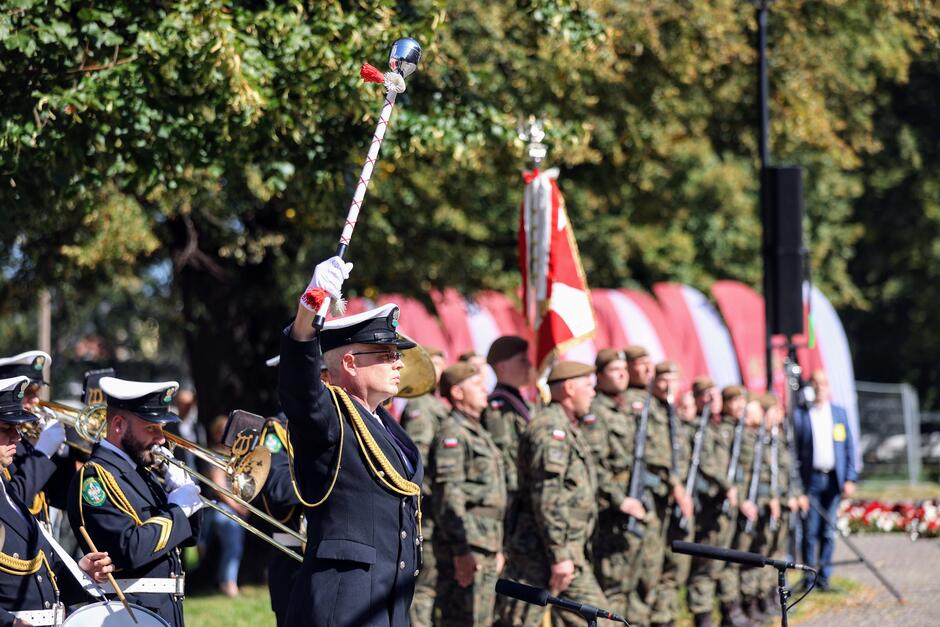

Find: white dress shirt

[809,402,836,472]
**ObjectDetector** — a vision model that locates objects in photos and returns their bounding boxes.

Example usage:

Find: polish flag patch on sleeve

[551,429,566,441]
[443,437,459,448]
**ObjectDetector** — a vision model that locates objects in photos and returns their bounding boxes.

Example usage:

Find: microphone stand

[775,565,791,627]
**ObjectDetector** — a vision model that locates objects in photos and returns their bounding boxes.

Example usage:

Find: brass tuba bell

[396,335,437,399]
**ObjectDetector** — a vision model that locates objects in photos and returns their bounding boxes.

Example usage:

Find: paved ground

[793,533,939,626]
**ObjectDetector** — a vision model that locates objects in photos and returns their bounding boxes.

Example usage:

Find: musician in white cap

[278,256,423,627]
[0,376,114,627]
[66,377,204,627]
[0,351,66,529]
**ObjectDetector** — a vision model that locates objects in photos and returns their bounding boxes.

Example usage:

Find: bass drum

[63,601,170,626]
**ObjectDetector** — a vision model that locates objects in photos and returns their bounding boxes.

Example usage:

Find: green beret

[547,361,595,384]
[595,348,626,372]
[439,363,479,399]
[654,360,680,376]
[623,345,649,361]
[486,336,528,366]
[692,376,715,396]
[722,385,747,401]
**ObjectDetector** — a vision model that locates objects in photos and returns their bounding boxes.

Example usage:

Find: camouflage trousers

[435,550,499,627]
[686,497,732,614]
[410,519,437,627]
[497,555,607,627]
[625,492,670,627]
[651,509,694,624]
[592,511,643,618]
[713,508,742,604]
[742,504,789,599]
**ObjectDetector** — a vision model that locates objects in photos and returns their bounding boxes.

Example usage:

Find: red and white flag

[520,168,596,372]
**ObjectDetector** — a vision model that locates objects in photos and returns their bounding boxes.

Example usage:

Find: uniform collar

[494,382,524,401]
[99,439,137,470]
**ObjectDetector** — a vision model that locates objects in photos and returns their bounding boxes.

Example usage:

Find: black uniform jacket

[4,442,56,524]
[254,415,303,627]
[66,443,201,627]
[278,327,424,627]
[0,471,88,626]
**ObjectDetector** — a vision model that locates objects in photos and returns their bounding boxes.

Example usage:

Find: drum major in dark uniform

[280,262,424,627]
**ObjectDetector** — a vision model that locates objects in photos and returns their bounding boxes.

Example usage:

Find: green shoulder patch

[264,431,283,454]
[82,477,107,507]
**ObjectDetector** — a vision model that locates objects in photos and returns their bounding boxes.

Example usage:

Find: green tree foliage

[0,1,935,415]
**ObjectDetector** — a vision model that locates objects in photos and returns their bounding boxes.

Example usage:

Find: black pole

[777,567,790,627]
[758,1,774,393]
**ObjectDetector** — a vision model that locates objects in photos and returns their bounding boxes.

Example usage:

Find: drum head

[64,601,170,626]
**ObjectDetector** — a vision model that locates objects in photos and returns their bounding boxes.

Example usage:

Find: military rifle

[675,404,710,531]
[769,424,780,532]
[743,418,766,535]
[625,378,655,538]
[721,412,746,516]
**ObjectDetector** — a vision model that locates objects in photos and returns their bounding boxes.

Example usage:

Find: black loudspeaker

[762,166,805,336]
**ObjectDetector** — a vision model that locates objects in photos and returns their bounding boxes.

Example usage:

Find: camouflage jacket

[623,386,680,494]
[430,409,507,555]
[585,390,635,513]
[510,402,598,564]
[402,392,450,498]
[697,413,738,498]
[481,383,532,495]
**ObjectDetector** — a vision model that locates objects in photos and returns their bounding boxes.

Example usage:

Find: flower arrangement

[838,499,940,539]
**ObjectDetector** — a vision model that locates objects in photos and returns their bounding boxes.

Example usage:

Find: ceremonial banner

[520,168,596,372]
[654,283,742,388]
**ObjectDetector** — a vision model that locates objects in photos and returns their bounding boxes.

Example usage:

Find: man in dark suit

[279,256,423,627]
[0,376,113,626]
[793,369,857,591]
[67,376,204,626]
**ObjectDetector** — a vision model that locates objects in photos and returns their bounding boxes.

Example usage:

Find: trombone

[150,443,305,563]
[24,400,109,454]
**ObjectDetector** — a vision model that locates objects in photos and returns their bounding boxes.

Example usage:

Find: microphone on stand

[495,579,630,625]
[670,540,816,573]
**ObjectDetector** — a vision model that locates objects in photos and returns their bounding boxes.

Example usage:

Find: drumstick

[79,525,138,624]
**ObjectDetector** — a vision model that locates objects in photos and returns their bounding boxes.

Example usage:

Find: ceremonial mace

[313,37,422,330]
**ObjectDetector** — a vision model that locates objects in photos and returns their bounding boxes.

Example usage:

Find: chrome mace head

[389,38,421,77]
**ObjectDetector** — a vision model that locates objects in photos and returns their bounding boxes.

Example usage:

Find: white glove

[34,419,66,458]
[161,457,195,492]
[302,256,353,306]
[167,484,204,518]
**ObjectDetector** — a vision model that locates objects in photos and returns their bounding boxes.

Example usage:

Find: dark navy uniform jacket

[0,462,88,626]
[4,441,56,525]
[253,414,303,627]
[66,443,202,627]
[278,329,424,627]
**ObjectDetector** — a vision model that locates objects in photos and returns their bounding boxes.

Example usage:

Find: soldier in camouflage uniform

[653,382,700,627]
[643,361,693,627]
[753,394,804,619]
[498,361,607,627]
[683,379,730,627]
[699,385,751,627]
[623,356,692,627]
[430,363,507,626]
[401,346,449,627]
[726,396,767,624]
[587,349,647,620]
[481,336,533,533]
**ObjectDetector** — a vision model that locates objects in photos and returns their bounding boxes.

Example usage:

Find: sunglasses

[351,350,404,364]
